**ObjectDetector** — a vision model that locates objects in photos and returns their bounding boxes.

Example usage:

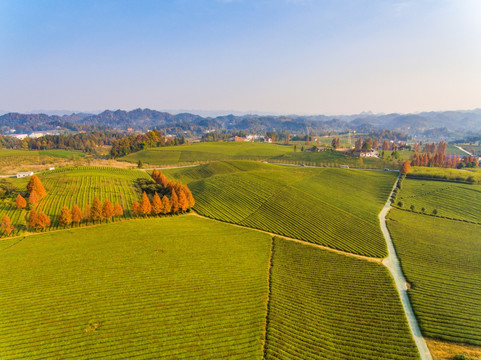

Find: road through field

[380,176,433,360]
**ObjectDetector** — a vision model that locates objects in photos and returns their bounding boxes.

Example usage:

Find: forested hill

[1,108,481,137]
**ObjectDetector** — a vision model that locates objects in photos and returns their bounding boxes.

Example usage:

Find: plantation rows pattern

[264,238,420,360]
[0,167,151,236]
[395,178,481,223]
[187,164,395,257]
[387,210,481,346]
[0,217,271,359]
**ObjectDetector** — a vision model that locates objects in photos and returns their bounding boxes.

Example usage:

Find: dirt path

[454,145,473,156]
[189,212,382,263]
[380,175,433,360]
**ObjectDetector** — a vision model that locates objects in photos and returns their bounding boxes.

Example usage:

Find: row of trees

[411,153,479,168]
[58,198,124,227]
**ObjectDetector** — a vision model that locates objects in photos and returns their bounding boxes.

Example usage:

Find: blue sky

[1,0,480,115]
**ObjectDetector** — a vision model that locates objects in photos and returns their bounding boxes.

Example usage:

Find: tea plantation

[0,216,272,359]
[387,209,481,345]
[164,161,397,257]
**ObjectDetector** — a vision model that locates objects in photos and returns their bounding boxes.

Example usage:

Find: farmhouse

[16,171,34,178]
[355,149,379,158]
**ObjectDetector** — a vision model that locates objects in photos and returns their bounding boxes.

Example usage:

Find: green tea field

[164,161,397,257]
[120,142,386,168]
[265,237,420,360]
[0,216,272,359]
[0,167,151,235]
[395,177,481,223]
[387,209,481,345]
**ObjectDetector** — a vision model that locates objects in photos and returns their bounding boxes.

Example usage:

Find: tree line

[110,130,185,158]
[411,153,478,168]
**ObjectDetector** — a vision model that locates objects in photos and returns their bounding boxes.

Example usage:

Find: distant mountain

[1,108,480,138]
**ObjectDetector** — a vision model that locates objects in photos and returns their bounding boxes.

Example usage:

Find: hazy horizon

[1,106,481,119]
[1,0,480,114]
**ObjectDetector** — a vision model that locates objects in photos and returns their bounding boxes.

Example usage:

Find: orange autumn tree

[83,204,91,222]
[400,160,411,175]
[114,203,123,218]
[170,189,179,214]
[178,189,189,212]
[102,199,114,221]
[140,192,152,216]
[90,197,103,222]
[72,204,83,225]
[28,190,39,206]
[16,194,27,209]
[28,208,38,230]
[58,206,72,227]
[1,215,14,235]
[27,175,47,199]
[37,211,50,230]
[132,200,140,217]
[151,192,163,215]
[182,185,195,208]
[161,195,171,214]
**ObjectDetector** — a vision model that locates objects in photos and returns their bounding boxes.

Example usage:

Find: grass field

[407,166,481,184]
[395,177,481,223]
[121,142,389,168]
[163,161,397,257]
[0,149,86,174]
[0,167,151,236]
[265,237,420,360]
[387,210,481,346]
[0,216,272,359]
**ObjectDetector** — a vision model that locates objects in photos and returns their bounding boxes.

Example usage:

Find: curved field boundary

[380,175,433,360]
[190,212,381,264]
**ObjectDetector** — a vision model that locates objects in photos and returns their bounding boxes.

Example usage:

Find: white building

[11,134,28,140]
[16,171,34,178]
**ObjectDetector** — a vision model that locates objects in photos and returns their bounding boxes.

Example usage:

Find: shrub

[397,201,403,207]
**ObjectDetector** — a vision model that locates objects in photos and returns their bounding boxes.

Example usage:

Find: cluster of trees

[132,170,195,217]
[331,138,341,148]
[421,141,447,154]
[411,153,479,169]
[58,198,124,227]
[110,130,185,158]
[13,175,47,208]
[0,175,51,235]
[0,132,125,154]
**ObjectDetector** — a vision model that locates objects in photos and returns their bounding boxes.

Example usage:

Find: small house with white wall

[16,171,34,178]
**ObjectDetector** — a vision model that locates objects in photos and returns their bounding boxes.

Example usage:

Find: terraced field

[0,167,150,235]
[387,210,481,345]
[164,161,396,257]
[265,237,420,360]
[0,216,271,359]
[395,177,481,223]
[121,142,385,168]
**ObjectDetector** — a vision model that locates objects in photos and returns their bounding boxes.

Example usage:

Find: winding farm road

[454,145,473,156]
[380,176,433,360]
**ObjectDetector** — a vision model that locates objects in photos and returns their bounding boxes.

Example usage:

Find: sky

[1,0,480,116]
